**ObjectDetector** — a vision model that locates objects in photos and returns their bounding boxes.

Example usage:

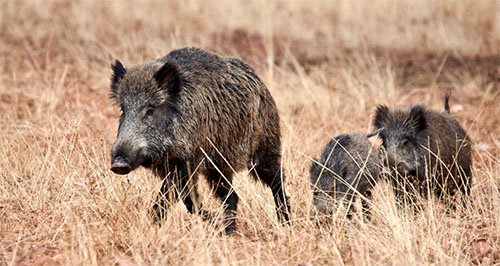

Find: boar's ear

[110,60,127,98]
[367,128,382,138]
[154,61,181,96]
[373,105,390,129]
[409,105,427,132]
[309,158,321,182]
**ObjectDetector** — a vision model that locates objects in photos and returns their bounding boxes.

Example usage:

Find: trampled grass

[0,0,499,265]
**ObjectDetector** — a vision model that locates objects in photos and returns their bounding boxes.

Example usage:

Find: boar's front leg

[152,159,204,222]
[206,169,238,235]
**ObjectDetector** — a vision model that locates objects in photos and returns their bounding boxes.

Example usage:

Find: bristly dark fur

[335,134,351,148]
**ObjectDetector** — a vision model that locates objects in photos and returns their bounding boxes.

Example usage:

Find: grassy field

[0,0,499,265]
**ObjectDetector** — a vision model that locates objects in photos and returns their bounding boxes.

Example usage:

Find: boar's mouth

[140,156,153,168]
[110,154,153,175]
[407,169,417,177]
[395,167,417,179]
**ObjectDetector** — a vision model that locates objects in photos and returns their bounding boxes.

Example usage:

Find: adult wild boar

[109,47,290,233]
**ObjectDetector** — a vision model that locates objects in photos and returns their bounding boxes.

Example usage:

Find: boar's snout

[111,140,152,175]
[384,153,415,177]
[111,156,132,175]
[312,191,336,215]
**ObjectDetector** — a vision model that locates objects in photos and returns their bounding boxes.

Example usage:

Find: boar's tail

[444,92,451,113]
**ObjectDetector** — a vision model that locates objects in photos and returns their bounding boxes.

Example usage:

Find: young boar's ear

[110,60,127,96]
[309,158,321,182]
[367,128,382,138]
[373,105,390,129]
[409,105,427,132]
[154,62,181,95]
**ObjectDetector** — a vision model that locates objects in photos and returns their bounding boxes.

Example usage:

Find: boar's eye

[401,139,409,147]
[144,106,155,118]
[379,136,387,147]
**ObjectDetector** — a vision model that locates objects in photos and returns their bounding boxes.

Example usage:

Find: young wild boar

[372,95,472,209]
[109,47,290,234]
[309,132,380,219]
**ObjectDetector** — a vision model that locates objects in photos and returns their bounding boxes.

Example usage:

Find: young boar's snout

[384,152,415,176]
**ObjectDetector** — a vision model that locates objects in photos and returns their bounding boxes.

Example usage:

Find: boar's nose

[383,154,396,168]
[397,163,408,174]
[111,156,132,175]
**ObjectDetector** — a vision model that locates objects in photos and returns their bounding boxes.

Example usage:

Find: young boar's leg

[206,169,238,235]
[252,144,291,225]
[361,190,372,221]
[345,199,356,220]
[152,159,203,221]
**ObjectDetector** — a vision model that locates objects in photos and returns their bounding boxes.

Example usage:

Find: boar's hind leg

[206,169,238,234]
[444,165,472,211]
[251,145,291,225]
[152,160,203,221]
[459,165,472,208]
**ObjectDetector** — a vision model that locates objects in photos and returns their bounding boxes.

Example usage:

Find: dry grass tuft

[0,0,499,265]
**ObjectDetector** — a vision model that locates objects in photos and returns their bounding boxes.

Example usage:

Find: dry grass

[1,0,499,265]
